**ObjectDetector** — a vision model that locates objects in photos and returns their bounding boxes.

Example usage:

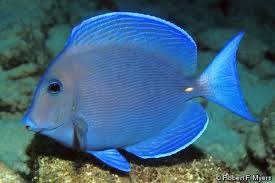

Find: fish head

[23,56,75,133]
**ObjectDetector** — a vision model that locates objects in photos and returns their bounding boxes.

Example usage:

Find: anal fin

[125,102,208,158]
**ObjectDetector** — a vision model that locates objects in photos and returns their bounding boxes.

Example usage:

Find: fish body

[69,45,193,149]
[23,12,256,172]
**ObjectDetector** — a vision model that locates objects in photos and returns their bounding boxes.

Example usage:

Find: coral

[27,135,237,183]
[0,162,26,183]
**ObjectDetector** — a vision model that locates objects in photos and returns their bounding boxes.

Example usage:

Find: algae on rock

[27,135,237,183]
[0,162,26,183]
[35,154,236,183]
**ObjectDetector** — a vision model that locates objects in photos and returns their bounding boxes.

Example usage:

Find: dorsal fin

[65,12,197,75]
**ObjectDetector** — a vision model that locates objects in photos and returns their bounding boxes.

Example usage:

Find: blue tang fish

[23,12,256,172]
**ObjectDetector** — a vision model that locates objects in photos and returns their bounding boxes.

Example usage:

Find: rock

[238,163,262,177]
[0,64,37,175]
[0,25,47,70]
[46,24,71,57]
[197,28,237,51]
[238,35,268,68]
[261,99,275,159]
[266,42,275,64]
[244,99,275,176]
[25,134,240,183]
[0,27,29,70]
[253,60,275,80]
[267,159,275,176]
[37,156,234,183]
[0,0,53,70]
[245,126,267,163]
[237,64,274,115]
[0,71,37,113]
[0,113,34,174]
[27,135,237,183]
[115,0,169,19]
[0,0,45,30]
[0,162,26,183]
[57,1,116,25]
[36,156,230,183]
[6,63,39,80]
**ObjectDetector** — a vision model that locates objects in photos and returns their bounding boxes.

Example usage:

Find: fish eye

[48,79,62,95]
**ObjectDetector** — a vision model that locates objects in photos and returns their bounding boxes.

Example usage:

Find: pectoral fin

[73,118,88,151]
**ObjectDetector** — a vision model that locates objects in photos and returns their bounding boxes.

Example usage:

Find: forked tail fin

[199,32,257,122]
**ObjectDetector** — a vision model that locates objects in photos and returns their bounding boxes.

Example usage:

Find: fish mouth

[22,115,43,133]
[23,108,67,133]
[23,115,65,133]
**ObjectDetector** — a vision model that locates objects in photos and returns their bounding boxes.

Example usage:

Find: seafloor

[0,0,274,183]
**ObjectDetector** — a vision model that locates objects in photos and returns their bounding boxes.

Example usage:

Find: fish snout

[22,115,41,132]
